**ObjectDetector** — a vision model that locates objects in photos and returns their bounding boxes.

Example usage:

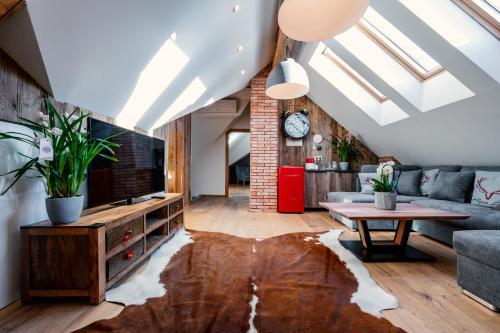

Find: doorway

[226,129,250,197]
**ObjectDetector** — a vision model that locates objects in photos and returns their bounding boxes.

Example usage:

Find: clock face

[284,112,310,139]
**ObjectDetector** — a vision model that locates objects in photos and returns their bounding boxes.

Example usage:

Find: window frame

[355,20,446,82]
[452,0,500,39]
[322,48,389,103]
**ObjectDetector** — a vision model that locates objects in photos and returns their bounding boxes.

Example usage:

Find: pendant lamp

[278,0,370,42]
[265,57,309,100]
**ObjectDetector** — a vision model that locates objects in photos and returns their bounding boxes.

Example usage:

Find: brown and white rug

[77,229,404,333]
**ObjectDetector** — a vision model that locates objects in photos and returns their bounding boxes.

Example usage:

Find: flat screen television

[87,118,165,208]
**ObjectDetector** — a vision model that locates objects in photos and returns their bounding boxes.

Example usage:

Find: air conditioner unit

[200,99,238,116]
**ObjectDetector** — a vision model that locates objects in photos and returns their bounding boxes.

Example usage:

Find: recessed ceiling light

[240,70,245,75]
[233,4,240,12]
[237,45,243,52]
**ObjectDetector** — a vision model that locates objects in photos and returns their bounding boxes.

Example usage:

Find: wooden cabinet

[21,193,184,305]
[304,171,356,208]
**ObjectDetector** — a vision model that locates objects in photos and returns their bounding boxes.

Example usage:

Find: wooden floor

[1,196,499,332]
[228,184,249,197]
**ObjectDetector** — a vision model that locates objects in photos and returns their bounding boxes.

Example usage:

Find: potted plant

[371,162,399,210]
[0,97,119,224]
[331,133,363,171]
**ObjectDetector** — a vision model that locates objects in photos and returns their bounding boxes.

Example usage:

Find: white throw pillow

[358,173,377,194]
[420,169,439,197]
[471,171,500,207]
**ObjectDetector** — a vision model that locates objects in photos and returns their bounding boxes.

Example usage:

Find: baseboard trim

[0,299,22,314]
[462,288,499,312]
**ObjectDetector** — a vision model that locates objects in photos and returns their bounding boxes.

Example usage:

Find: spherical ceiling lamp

[266,58,309,100]
[278,0,370,42]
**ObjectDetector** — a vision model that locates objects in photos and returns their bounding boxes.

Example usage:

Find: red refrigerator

[278,166,304,213]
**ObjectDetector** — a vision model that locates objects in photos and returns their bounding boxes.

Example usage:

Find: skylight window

[453,0,500,38]
[308,43,409,126]
[400,0,500,83]
[322,47,388,103]
[357,8,445,81]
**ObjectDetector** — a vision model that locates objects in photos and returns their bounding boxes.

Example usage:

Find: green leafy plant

[0,97,119,197]
[371,162,399,193]
[331,133,363,162]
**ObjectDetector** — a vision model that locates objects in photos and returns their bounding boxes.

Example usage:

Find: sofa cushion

[471,171,500,207]
[430,171,475,203]
[420,169,439,197]
[453,230,500,270]
[422,165,461,172]
[396,170,422,196]
[396,195,429,203]
[358,173,377,194]
[412,199,500,230]
[327,192,375,203]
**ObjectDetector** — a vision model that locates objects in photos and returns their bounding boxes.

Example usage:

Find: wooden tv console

[20,193,184,305]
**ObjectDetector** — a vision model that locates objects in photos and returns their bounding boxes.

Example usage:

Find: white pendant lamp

[278,0,370,42]
[266,58,309,100]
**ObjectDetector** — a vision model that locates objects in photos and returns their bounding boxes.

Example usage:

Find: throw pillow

[471,171,500,207]
[420,169,439,196]
[430,171,475,203]
[358,173,377,194]
[396,170,422,196]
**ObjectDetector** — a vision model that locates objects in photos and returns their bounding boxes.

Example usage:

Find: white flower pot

[46,196,84,224]
[374,192,397,210]
[339,162,349,171]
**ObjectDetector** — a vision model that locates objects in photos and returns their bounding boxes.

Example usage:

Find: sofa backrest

[460,166,500,172]
[421,165,461,172]
[360,165,421,173]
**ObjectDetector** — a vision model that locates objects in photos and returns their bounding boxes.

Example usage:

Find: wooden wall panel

[278,96,378,170]
[153,114,191,206]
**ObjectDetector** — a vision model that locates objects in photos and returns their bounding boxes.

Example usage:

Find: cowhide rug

[76,229,404,333]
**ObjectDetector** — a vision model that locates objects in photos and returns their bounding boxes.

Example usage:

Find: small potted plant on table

[371,162,399,210]
[331,133,363,171]
[0,97,119,224]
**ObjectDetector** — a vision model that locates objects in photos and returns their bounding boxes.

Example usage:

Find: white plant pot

[374,192,397,210]
[339,162,349,171]
[46,196,84,225]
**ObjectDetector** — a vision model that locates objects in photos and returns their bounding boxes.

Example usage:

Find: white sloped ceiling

[297,0,500,166]
[25,0,278,131]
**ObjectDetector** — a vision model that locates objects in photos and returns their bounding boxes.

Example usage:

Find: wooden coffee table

[319,202,469,262]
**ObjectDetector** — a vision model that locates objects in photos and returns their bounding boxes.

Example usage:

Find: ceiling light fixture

[278,0,369,41]
[240,70,246,75]
[237,45,243,52]
[233,4,240,12]
[266,58,309,100]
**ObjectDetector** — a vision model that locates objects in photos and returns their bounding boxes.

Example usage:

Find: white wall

[0,122,48,309]
[191,108,250,197]
[229,133,250,165]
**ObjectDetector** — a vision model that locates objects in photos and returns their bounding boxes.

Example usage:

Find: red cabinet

[278,166,304,213]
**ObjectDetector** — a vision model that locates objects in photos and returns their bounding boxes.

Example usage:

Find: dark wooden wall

[0,48,114,124]
[278,96,378,170]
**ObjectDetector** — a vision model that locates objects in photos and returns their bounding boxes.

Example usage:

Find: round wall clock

[283,110,310,139]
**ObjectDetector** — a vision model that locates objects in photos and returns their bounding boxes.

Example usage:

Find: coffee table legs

[340,219,436,262]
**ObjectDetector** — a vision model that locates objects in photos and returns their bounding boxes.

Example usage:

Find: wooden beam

[0,0,25,26]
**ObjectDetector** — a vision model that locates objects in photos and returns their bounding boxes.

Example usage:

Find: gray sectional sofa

[327,164,500,311]
[327,164,500,246]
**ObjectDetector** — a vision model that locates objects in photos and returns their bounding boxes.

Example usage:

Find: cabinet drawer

[107,239,144,281]
[169,198,183,216]
[169,213,183,233]
[106,217,144,253]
